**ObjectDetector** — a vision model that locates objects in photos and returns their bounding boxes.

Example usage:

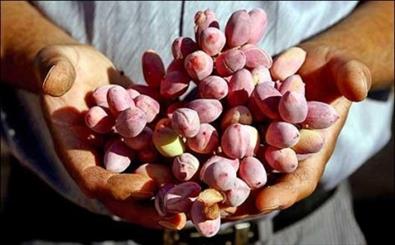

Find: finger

[256,97,351,212]
[34,46,77,96]
[299,46,371,103]
[104,198,187,230]
[105,173,157,200]
[80,165,157,201]
[329,56,372,102]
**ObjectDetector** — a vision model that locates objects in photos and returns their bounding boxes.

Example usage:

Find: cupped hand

[34,44,184,229]
[226,44,371,220]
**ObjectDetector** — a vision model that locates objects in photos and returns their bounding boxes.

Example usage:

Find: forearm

[1,1,78,92]
[300,1,394,90]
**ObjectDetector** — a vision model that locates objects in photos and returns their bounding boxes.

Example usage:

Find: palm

[37,45,170,229]
[226,45,369,220]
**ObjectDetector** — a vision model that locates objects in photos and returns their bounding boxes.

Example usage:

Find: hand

[35,44,184,229]
[225,44,371,220]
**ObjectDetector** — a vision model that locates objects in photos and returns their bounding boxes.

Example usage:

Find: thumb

[34,45,76,96]
[329,55,372,102]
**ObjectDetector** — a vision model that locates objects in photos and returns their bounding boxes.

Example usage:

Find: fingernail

[42,59,76,96]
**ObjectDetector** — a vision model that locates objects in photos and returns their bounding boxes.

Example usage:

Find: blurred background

[1,97,394,244]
